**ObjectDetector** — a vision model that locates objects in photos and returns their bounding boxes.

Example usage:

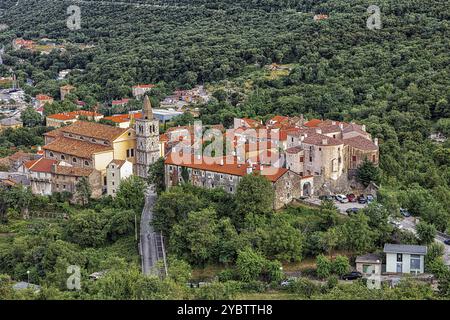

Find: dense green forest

[0,0,449,300]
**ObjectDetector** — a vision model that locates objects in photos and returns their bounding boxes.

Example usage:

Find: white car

[335,194,349,203]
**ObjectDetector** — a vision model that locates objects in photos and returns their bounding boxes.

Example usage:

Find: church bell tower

[135,95,160,179]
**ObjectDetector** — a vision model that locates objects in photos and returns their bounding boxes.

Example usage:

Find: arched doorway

[302,182,312,197]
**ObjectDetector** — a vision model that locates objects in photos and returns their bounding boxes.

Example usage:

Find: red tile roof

[26,158,58,173]
[53,165,94,177]
[302,133,344,146]
[44,137,113,159]
[304,119,323,127]
[47,110,103,121]
[36,94,53,101]
[165,153,288,182]
[59,121,128,142]
[344,136,378,151]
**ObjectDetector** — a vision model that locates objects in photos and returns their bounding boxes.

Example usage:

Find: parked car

[366,194,375,203]
[319,195,334,201]
[346,208,360,215]
[357,195,367,204]
[400,208,411,217]
[444,239,450,246]
[280,277,297,287]
[347,193,357,202]
[335,194,349,203]
[341,271,362,281]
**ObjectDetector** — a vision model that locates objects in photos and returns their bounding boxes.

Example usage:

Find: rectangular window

[352,156,357,162]
[300,156,304,162]
[397,253,403,262]
[410,255,421,271]
[126,149,130,158]
[131,149,135,157]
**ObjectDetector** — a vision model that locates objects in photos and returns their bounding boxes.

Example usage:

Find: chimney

[220,159,224,166]
[374,138,379,146]
[316,128,322,134]
[362,124,367,132]
[339,123,344,130]
[300,114,304,126]
[322,139,328,145]
[332,121,336,125]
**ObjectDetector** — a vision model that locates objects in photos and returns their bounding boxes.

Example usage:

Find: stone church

[135,95,160,179]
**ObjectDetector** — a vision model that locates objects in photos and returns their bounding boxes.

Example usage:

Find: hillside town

[0,0,449,304]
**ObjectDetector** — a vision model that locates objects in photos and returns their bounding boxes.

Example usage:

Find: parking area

[303,196,368,214]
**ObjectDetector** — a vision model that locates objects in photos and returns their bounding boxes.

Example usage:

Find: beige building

[106,159,133,196]
[355,253,382,276]
[132,84,155,98]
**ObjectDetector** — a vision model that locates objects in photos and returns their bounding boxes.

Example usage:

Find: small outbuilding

[355,253,382,276]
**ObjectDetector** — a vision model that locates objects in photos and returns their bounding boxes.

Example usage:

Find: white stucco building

[384,244,427,274]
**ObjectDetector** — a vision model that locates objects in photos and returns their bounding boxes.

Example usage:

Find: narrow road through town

[139,185,167,276]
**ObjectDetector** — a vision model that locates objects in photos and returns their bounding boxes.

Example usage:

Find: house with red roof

[35,94,54,109]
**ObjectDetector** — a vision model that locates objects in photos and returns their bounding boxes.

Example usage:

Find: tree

[331,255,350,277]
[416,222,436,245]
[356,158,380,187]
[236,247,266,282]
[147,158,165,194]
[316,254,332,279]
[20,106,42,127]
[339,213,374,254]
[235,174,274,218]
[170,208,220,265]
[75,177,91,206]
[114,176,146,214]
[262,216,303,262]
[64,210,108,247]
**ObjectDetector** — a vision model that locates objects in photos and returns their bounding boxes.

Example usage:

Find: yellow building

[43,121,136,189]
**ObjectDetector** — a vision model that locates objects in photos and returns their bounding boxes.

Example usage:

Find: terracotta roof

[26,158,58,173]
[36,94,53,101]
[286,146,303,154]
[112,98,130,106]
[24,159,39,169]
[53,165,93,177]
[43,137,113,159]
[60,121,128,142]
[44,127,64,138]
[108,159,126,168]
[315,124,341,134]
[344,136,378,151]
[8,151,33,162]
[47,110,103,121]
[104,113,143,123]
[304,119,323,127]
[302,133,344,146]
[269,115,289,124]
[165,153,288,183]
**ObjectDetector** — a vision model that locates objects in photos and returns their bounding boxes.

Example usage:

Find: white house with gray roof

[384,244,427,274]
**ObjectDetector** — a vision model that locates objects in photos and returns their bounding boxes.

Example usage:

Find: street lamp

[26,270,30,284]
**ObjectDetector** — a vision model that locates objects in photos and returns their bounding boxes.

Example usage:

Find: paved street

[303,196,367,214]
[399,217,450,266]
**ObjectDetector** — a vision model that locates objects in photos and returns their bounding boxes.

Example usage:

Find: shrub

[331,255,351,277]
[316,254,332,279]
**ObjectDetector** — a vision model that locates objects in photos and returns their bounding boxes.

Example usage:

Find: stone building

[164,153,313,210]
[106,159,133,197]
[135,96,160,179]
[60,84,75,100]
[51,164,102,200]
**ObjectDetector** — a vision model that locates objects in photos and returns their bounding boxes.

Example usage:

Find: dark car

[400,208,411,218]
[346,208,360,215]
[319,195,334,201]
[444,239,450,246]
[358,195,367,204]
[341,271,362,281]
[347,194,357,203]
